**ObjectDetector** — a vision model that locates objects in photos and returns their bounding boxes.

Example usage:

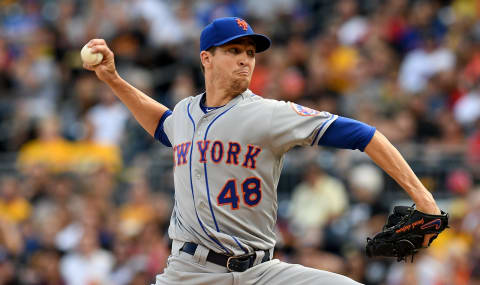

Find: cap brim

[213,33,271,53]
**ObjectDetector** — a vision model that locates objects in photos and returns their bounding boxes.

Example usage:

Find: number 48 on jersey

[217,177,262,210]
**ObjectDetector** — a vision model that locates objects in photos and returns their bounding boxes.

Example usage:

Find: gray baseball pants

[153,240,363,285]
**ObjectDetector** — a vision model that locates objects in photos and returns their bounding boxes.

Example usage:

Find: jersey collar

[200,94,225,113]
[196,89,251,116]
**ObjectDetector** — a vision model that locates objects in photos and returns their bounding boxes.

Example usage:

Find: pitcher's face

[210,38,256,95]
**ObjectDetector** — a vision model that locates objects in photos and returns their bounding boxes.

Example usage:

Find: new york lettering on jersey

[172,140,261,169]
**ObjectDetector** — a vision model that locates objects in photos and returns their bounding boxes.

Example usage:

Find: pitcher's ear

[200,51,211,67]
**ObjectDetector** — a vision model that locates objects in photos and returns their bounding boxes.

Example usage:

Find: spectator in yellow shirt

[17,116,73,173]
[0,176,31,223]
[70,118,122,174]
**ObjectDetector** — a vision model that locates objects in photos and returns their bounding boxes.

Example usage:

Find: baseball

[80,43,103,65]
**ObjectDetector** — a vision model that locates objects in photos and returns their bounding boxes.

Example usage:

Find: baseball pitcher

[83,17,447,285]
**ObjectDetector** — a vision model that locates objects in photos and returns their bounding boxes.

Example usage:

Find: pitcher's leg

[238,259,363,285]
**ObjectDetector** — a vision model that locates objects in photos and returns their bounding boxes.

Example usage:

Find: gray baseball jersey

[159,89,337,256]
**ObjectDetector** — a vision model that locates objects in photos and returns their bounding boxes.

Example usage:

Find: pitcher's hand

[82,39,119,83]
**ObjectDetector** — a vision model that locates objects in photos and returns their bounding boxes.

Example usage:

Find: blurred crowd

[1,0,480,284]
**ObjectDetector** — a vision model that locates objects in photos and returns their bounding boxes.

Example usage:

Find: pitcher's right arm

[83,39,169,137]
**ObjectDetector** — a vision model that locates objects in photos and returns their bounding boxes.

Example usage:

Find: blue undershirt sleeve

[318,116,376,151]
[154,110,173,147]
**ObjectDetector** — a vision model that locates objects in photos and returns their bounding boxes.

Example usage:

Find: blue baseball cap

[200,17,271,53]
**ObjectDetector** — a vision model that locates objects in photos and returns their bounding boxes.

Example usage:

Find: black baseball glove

[366,205,448,262]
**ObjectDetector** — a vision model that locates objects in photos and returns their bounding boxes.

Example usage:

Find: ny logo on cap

[236,18,248,31]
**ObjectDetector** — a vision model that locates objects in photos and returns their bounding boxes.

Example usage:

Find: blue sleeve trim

[318,116,376,151]
[310,114,336,146]
[154,110,173,147]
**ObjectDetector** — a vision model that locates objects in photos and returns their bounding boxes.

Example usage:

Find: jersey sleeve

[154,110,173,147]
[269,101,338,153]
[318,116,376,151]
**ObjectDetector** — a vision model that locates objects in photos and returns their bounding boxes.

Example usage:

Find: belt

[180,242,271,272]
